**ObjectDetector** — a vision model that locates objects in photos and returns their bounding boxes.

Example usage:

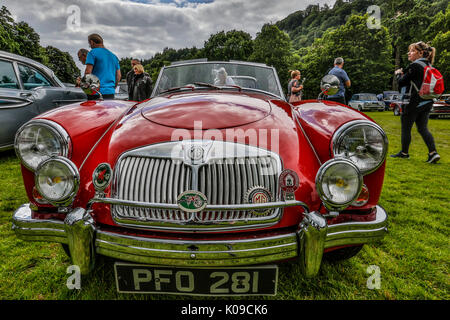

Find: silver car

[0,50,86,151]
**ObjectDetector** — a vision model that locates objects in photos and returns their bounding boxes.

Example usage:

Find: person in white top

[214,67,236,85]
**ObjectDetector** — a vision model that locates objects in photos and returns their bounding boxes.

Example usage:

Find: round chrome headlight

[35,157,79,206]
[15,120,71,171]
[316,158,363,211]
[332,120,388,174]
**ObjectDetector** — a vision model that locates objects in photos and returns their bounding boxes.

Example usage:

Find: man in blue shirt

[327,57,351,104]
[84,34,121,100]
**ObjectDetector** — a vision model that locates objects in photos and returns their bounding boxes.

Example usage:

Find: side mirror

[80,74,102,99]
[320,75,340,96]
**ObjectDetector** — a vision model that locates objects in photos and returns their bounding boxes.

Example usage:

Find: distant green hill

[276,0,448,50]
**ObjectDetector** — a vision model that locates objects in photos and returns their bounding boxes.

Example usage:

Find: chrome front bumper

[12,204,388,277]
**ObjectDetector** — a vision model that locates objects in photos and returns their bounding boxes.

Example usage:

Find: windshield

[152,62,283,98]
[360,94,378,101]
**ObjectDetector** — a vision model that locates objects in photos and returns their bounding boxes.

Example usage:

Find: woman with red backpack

[390,41,442,164]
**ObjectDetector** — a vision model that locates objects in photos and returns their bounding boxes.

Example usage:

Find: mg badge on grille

[245,186,272,216]
[92,163,112,191]
[177,190,208,213]
[188,145,204,161]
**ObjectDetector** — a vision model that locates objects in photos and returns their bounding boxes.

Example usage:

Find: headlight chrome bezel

[331,120,388,175]
[14,119,72,172]
[316,158,363,211]
[34,156,80,207]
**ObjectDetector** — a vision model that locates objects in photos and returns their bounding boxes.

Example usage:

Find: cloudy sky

[3,0,335,71]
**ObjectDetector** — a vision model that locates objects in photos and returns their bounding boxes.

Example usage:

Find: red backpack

[412,59,445,100]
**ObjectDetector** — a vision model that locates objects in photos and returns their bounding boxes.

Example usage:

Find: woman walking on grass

[390,41,441,164]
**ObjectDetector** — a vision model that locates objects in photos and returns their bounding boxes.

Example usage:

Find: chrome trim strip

[90,197,307,232]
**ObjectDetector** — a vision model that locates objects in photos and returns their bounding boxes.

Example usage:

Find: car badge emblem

[188,145,204,161]
[279,169,300,200]
[177,190,208,213]
[245,186,272,216]
[92,163,112,191]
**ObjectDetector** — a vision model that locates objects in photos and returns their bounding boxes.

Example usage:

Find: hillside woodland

[1,0,448,99]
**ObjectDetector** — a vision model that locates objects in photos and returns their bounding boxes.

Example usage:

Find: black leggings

[401,103,436,154]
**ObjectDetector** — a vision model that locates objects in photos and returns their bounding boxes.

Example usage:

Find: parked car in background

[348,93,385,111]
[430,94,450,118]
[388,93,409,116]
[0,50,87,151]
[12,60,388,296]
[379,90,400,110]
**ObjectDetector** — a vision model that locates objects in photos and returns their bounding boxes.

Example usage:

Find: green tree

[250,24,293,87]
[0,6,19,53]
[203,30,253,61]
[299,14,393,99]
[43,46,80,83]
[426,4,450,84]
[14,21,42,62]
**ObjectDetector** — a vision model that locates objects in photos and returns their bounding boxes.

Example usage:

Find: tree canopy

[0,6,80,83]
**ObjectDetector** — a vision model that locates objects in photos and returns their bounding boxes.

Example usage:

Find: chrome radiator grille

[111,141,283,230]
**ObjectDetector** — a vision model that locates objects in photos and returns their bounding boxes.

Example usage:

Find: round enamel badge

[245,186,273,215]
[92,163,112,191]
[177,190,208,213]
[279,169,300,193]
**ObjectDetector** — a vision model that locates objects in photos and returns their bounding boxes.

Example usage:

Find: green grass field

[0,112,448,300]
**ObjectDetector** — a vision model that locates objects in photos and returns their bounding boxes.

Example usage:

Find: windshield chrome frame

[151,60,286,101]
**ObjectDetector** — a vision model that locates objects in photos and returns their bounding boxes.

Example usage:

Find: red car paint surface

[21,88,385,242]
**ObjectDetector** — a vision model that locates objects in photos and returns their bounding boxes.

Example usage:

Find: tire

[61,244,71,257]
[323,245,363,262]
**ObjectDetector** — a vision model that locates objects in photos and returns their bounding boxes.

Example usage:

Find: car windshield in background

[153,62,282,98]
[360,94,378,101]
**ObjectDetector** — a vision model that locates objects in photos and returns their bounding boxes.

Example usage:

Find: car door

[0,59,40,150]
[17,63,86,113]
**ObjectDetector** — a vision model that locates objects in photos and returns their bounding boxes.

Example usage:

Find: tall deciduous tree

[42,46,80,84]
[250,24,293,87]
[426,4,450,84]
[299,14,393,99]
[203,30,253,62]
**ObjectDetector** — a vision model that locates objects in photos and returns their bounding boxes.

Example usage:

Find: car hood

[140,92,271,129]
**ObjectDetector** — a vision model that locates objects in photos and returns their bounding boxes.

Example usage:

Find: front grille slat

[112,144,282,228]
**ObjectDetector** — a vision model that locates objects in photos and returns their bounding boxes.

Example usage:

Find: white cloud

[2,0,335,73]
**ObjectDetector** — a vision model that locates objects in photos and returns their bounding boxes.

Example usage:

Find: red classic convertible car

[12,60,388,296]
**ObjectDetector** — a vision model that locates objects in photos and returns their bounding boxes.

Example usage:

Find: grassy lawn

[0,112,448,300]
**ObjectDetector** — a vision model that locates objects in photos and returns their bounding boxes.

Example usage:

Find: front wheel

[323,245,363,262]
